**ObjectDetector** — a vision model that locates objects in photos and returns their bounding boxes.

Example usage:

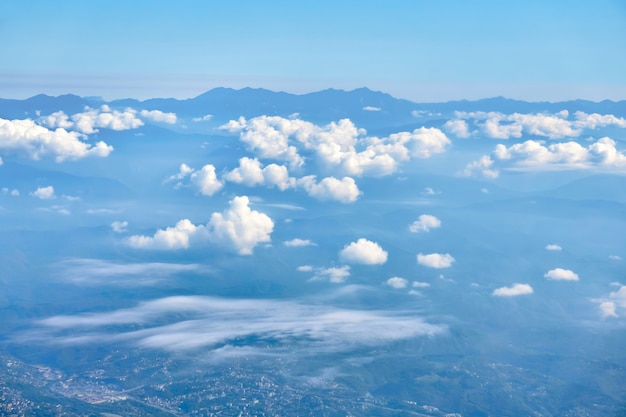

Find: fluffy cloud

[31,185,55,200]
[225,157,295,191]
[386,277,408,289]
[451,110,626,140]
[417,253,455,268]
[545,244,562,251]
[127,196,273,255]
[192,114,213,122]
[493,283,534,297]
[0,117,113,161]
[595,284,626,318]
[409,214,441,233]
[465,137,626,176]
[139,109,177,124]
[68,106,144,134]
[205,196,274,255]
[363,106,381,112]
[221,116,450,177]
[111,221,128,233]
[340,238,388,265]
[127,219,199,250]
[444,119,471,138]
[190,164,223,196]
[284,238,315,247]
[297,175,361,203]
[544,268,579,281]
[599,301,618,318]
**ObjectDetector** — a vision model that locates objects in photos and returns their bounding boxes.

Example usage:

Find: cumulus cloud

[599,301,618,318]
[0,117,113,162]
[164,163,194,185]
[220,116,450,177]
[594,284,626,318]
[340,238,388,265]
[205,195,274,255]
[139,109,177,124]
[28,294,446,352]
[31,185,55,200]
[492,283,534,297]
[417,253,455,268]
[386,277,408,289]
[225,157,295,191]
[412,281,430,288]
[284,238,315,247]
[545,244,562,251]
[409,214,441,233]
[111,220,128,233]
[192,114,213,122]
[68,106,144,134]
[465,137,626,175]
[190,164,223,196]
[544,268,579,281]
[127,196,273,255]
[297,175,361,203]
[297,265,314,272]
[444,119,471,138]
[363,106,381,112]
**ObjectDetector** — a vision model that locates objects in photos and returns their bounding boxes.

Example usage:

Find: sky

[1,0,625,102]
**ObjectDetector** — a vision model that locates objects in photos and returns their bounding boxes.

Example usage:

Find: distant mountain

[1,88,625,129]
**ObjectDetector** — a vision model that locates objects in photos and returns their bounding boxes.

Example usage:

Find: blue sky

[1,0,625,101]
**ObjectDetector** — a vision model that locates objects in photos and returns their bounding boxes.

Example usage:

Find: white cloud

[0,117,113,162]
[31,185,55,200]
[609,255,622,260]
[297,175,361,203]
[70,106,144,134]
[313,266,351,283]
[412,281,430,288]
[284,238,315,247]
[363,106,381,112]
[463,155,499,178]
[225,157,295,191]
[111,221,128,233]
[544,268,579,281]
[599,301,618,318]
[30,294,446,352]
[297,265,314,272]
[610,285,626,307]
[190,164,223,196]
[409,214,441,233]
[127,219,199,250]
[422,187,438,195]
[444,119,471,138]
[493,283,534,297]
[545,244,562,251]
[340,238,388,265]
[386,277,408,289]
[2,188,19,196]
[205,195,274,255]
[192,114,213,122]
[417,253,455,268]
[573,111,626,130]
[139,109,177,124]
[164,163,194,184]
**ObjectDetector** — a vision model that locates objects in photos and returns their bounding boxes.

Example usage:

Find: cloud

[545,244,562,251]
[297,175,361,203]
[139,109,177,124]
[190,164,223,196]
[31,185,55,200]
[225,157,295,191]
[417,253,455,268]
[111,221,128,233]
[297,265,314,272]
[284,238,315,247]
[409,214,441,233]
[599,301,618,318]
[164,163,194,184]
[412,281,430,288]
[340,238,388,265]
[192,114,213,122]
[0,117,113,162]
[609,255,622,260]
[55,258,202,286]
[29,294,446,352]
[68,106,144,134]
[463,155,499,178]
[221,116,450,177]
[544,268,579,281]
[205,195,274,255]
[386,277,408,289]
[127,196,273,255]
[312,266,351,283]
[2,187,19,196]
[444,119,471,138]
[493,283,534,297]
[127,219,199,250]
[363,106,381,112]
